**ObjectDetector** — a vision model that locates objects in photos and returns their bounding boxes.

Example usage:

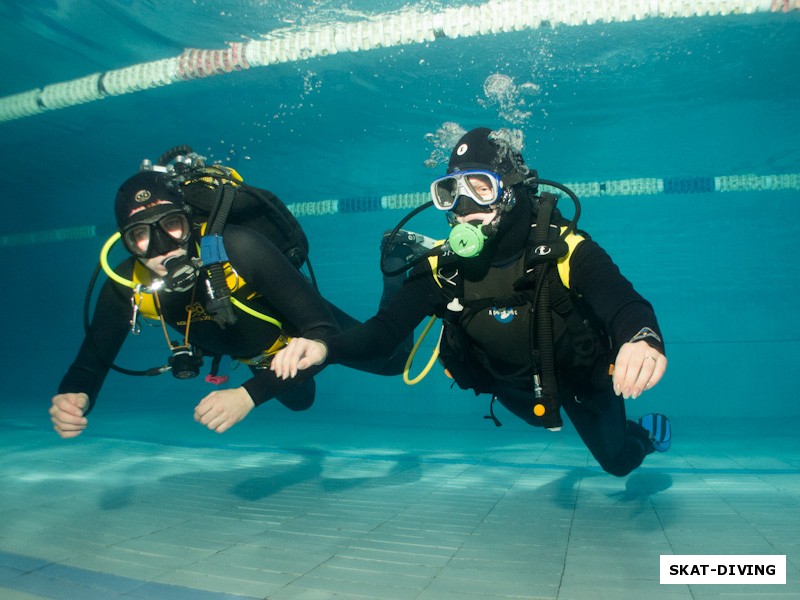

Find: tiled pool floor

[1,404,797,600]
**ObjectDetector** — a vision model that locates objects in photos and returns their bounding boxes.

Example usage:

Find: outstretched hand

[270,338,328,380]
[50,392,89,438]
[194,387,255,433]
[612,340,667,399]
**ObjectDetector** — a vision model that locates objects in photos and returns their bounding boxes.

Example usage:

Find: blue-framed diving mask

[430,170,511,259]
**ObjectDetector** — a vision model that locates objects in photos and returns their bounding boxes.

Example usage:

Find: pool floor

[1,403,798,600]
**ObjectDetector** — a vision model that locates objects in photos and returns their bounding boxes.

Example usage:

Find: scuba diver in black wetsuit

[50,158,410,438]
[272,127,672,477]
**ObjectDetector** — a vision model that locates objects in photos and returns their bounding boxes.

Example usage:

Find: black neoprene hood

[114,171,184,230]
[447,127,526,178]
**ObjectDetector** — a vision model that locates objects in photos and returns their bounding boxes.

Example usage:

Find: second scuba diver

[271,127,672,477]
[49,151,410,438]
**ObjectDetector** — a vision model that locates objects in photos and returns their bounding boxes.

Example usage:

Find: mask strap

[500,167,528,188]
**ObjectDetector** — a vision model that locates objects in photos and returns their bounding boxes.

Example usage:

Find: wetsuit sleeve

[324,266,443,365]
[568,239,665,355]
[57,263,133,414]
[222,226,341,405]
[223,225,339,341]
[243,363,325,408]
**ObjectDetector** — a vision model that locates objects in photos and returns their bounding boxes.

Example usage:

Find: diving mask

[121,211,191,259]
[430,170,503,211]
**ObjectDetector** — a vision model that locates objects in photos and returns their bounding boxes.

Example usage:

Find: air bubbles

[483,73,513,96]
[519,82,541,95]
[479,73,539,125]
[203,140,253,165]
[302,70,322,95]
[423,122,466,168]
[488,127,525,156]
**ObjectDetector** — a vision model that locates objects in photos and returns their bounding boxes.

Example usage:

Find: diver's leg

[492,380,653,476]
[561,386,653,477]
[275,377,316,411]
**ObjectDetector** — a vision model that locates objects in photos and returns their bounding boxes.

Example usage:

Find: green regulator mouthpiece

[448,222,487,258]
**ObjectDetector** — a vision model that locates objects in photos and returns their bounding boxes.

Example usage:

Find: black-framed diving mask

[121,211,192,259]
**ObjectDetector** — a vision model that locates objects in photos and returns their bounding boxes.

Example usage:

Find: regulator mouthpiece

[448,222,488,258]
[162,255,197,292]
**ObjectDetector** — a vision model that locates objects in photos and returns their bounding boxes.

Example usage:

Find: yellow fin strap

[403,315,442,385]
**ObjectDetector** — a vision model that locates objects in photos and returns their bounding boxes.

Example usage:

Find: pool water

[0,2,798,598]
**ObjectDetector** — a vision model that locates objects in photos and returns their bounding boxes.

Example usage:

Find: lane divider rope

[2,171,797,246]
[1,0,797,123]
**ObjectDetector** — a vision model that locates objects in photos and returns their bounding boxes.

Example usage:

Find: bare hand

[612,340,667,399]
[50,393,89,438]
[194,387,255,433]
[270,338,328,379]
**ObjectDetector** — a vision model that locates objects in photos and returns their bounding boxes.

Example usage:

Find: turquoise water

[0,5,799,598]
[1,4,798,423]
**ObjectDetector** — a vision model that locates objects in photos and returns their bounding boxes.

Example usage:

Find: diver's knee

[276,379,316,411]
[279,396,314,412]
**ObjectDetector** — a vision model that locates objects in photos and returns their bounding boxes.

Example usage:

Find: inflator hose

[83,262,165,377]
[380,201,434,277]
